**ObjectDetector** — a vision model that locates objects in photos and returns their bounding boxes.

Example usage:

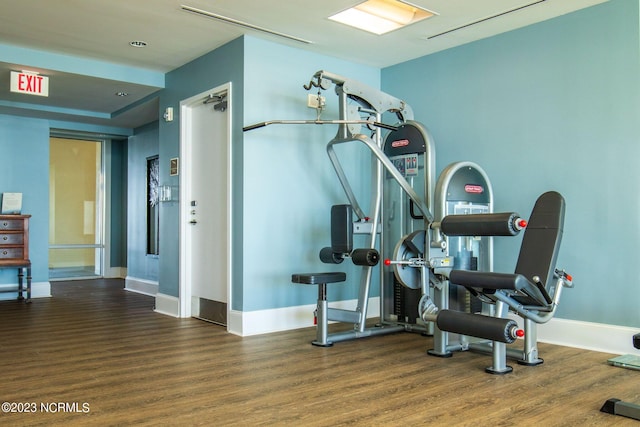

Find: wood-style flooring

[0,279,637,426]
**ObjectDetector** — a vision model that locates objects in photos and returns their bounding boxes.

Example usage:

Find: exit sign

[10,71,49,97]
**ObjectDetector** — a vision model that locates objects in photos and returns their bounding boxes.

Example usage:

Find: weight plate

[392,230,426,289]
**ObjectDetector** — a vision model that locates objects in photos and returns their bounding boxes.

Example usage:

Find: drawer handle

[2,222,7,227]
[2,236,6,240]
[2,251,7,255]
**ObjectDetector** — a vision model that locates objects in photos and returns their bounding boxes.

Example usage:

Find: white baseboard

[105,267,127,279]
[537,317,639,355]
[125,276,158,296]
[507,314,638,356]
[153,295,639,356]
[154,292,179,317]
[231,299,638,356]
[0,281,51,300]
[228,297,381,337]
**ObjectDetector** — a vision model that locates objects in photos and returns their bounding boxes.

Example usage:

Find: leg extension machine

[600,333,640,421]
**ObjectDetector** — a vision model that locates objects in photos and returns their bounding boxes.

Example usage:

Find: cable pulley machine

[245,70,434,345]
[244,70,573,374]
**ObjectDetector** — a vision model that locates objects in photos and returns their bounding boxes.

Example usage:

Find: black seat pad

[449,191,565,308]
[291,272,346,285]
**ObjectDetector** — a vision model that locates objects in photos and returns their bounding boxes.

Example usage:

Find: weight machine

[247,70,432,345]
[600,333,640,421]
[244,70,574,373]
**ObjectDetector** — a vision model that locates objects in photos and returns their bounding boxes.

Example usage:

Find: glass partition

[49,137,103,280]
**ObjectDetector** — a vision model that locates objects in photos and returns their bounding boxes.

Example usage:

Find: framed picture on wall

[1,192,23,214]
[170,157,179,176]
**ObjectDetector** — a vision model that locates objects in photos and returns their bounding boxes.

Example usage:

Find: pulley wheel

[391,230,426,289]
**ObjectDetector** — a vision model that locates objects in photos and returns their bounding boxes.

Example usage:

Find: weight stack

[393,276,420,324]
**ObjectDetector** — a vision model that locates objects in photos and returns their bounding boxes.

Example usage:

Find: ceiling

[0,0,607,131]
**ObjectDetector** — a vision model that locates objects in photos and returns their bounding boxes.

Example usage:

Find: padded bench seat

[449,269,551,307]
[291,272,346,285]
[292,272,347,347]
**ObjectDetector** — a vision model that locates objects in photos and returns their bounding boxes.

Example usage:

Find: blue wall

[126,122,159,281]
[156,35,381,311]
[382,0,640,327]
[0,115,49,286]
[242,37,381,311]
[2,0,637,330]
[109,138,127,269]
[158,37,245,301]
[0,113,138,292]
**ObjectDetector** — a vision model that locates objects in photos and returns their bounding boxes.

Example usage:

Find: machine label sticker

[391,139,410,148]
[405,154,418,176]
[464,184,484,194]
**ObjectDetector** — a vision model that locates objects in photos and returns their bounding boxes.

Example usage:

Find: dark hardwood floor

[0,279,637,426]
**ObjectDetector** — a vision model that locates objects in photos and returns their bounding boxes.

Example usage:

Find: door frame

[49,133,106,280]
[178,82,233,326]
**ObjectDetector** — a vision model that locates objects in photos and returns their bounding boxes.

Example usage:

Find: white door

[179,84,231,326]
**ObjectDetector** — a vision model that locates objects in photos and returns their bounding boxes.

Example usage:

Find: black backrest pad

[331,204,353,253]
[514,191,565,288]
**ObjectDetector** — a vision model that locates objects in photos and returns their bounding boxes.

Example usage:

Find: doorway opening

[179,83,232,327]
[49,136,104,280]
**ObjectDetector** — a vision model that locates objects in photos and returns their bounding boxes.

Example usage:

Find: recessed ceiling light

[129,40,148,48]
[329,0,436,35]
[115,92,129,97]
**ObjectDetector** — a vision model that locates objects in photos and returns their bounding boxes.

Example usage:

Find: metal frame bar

[428,162,494,357]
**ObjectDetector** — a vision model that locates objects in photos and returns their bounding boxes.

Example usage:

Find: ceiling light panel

[329,0,436,35]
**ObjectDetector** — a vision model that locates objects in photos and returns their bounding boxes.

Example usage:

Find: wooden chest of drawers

[0,214,31,302]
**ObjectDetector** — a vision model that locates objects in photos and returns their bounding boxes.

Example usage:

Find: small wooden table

[0,214,32,302]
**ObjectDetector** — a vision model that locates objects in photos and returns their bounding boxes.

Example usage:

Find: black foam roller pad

[319,247,344,264]
[440,212,521,236]
[436,310,518,343]
[351,248,380,266]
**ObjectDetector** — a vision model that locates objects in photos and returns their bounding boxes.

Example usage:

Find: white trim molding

[178,82,233,320]
[228,297,381,337]
[125,276,158,296]
[0,281,51,300]
[537,317,640,355]
[153,296,640,356]
[105,267,127,279]
[508,314,639,356]
[154,293,180,317]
